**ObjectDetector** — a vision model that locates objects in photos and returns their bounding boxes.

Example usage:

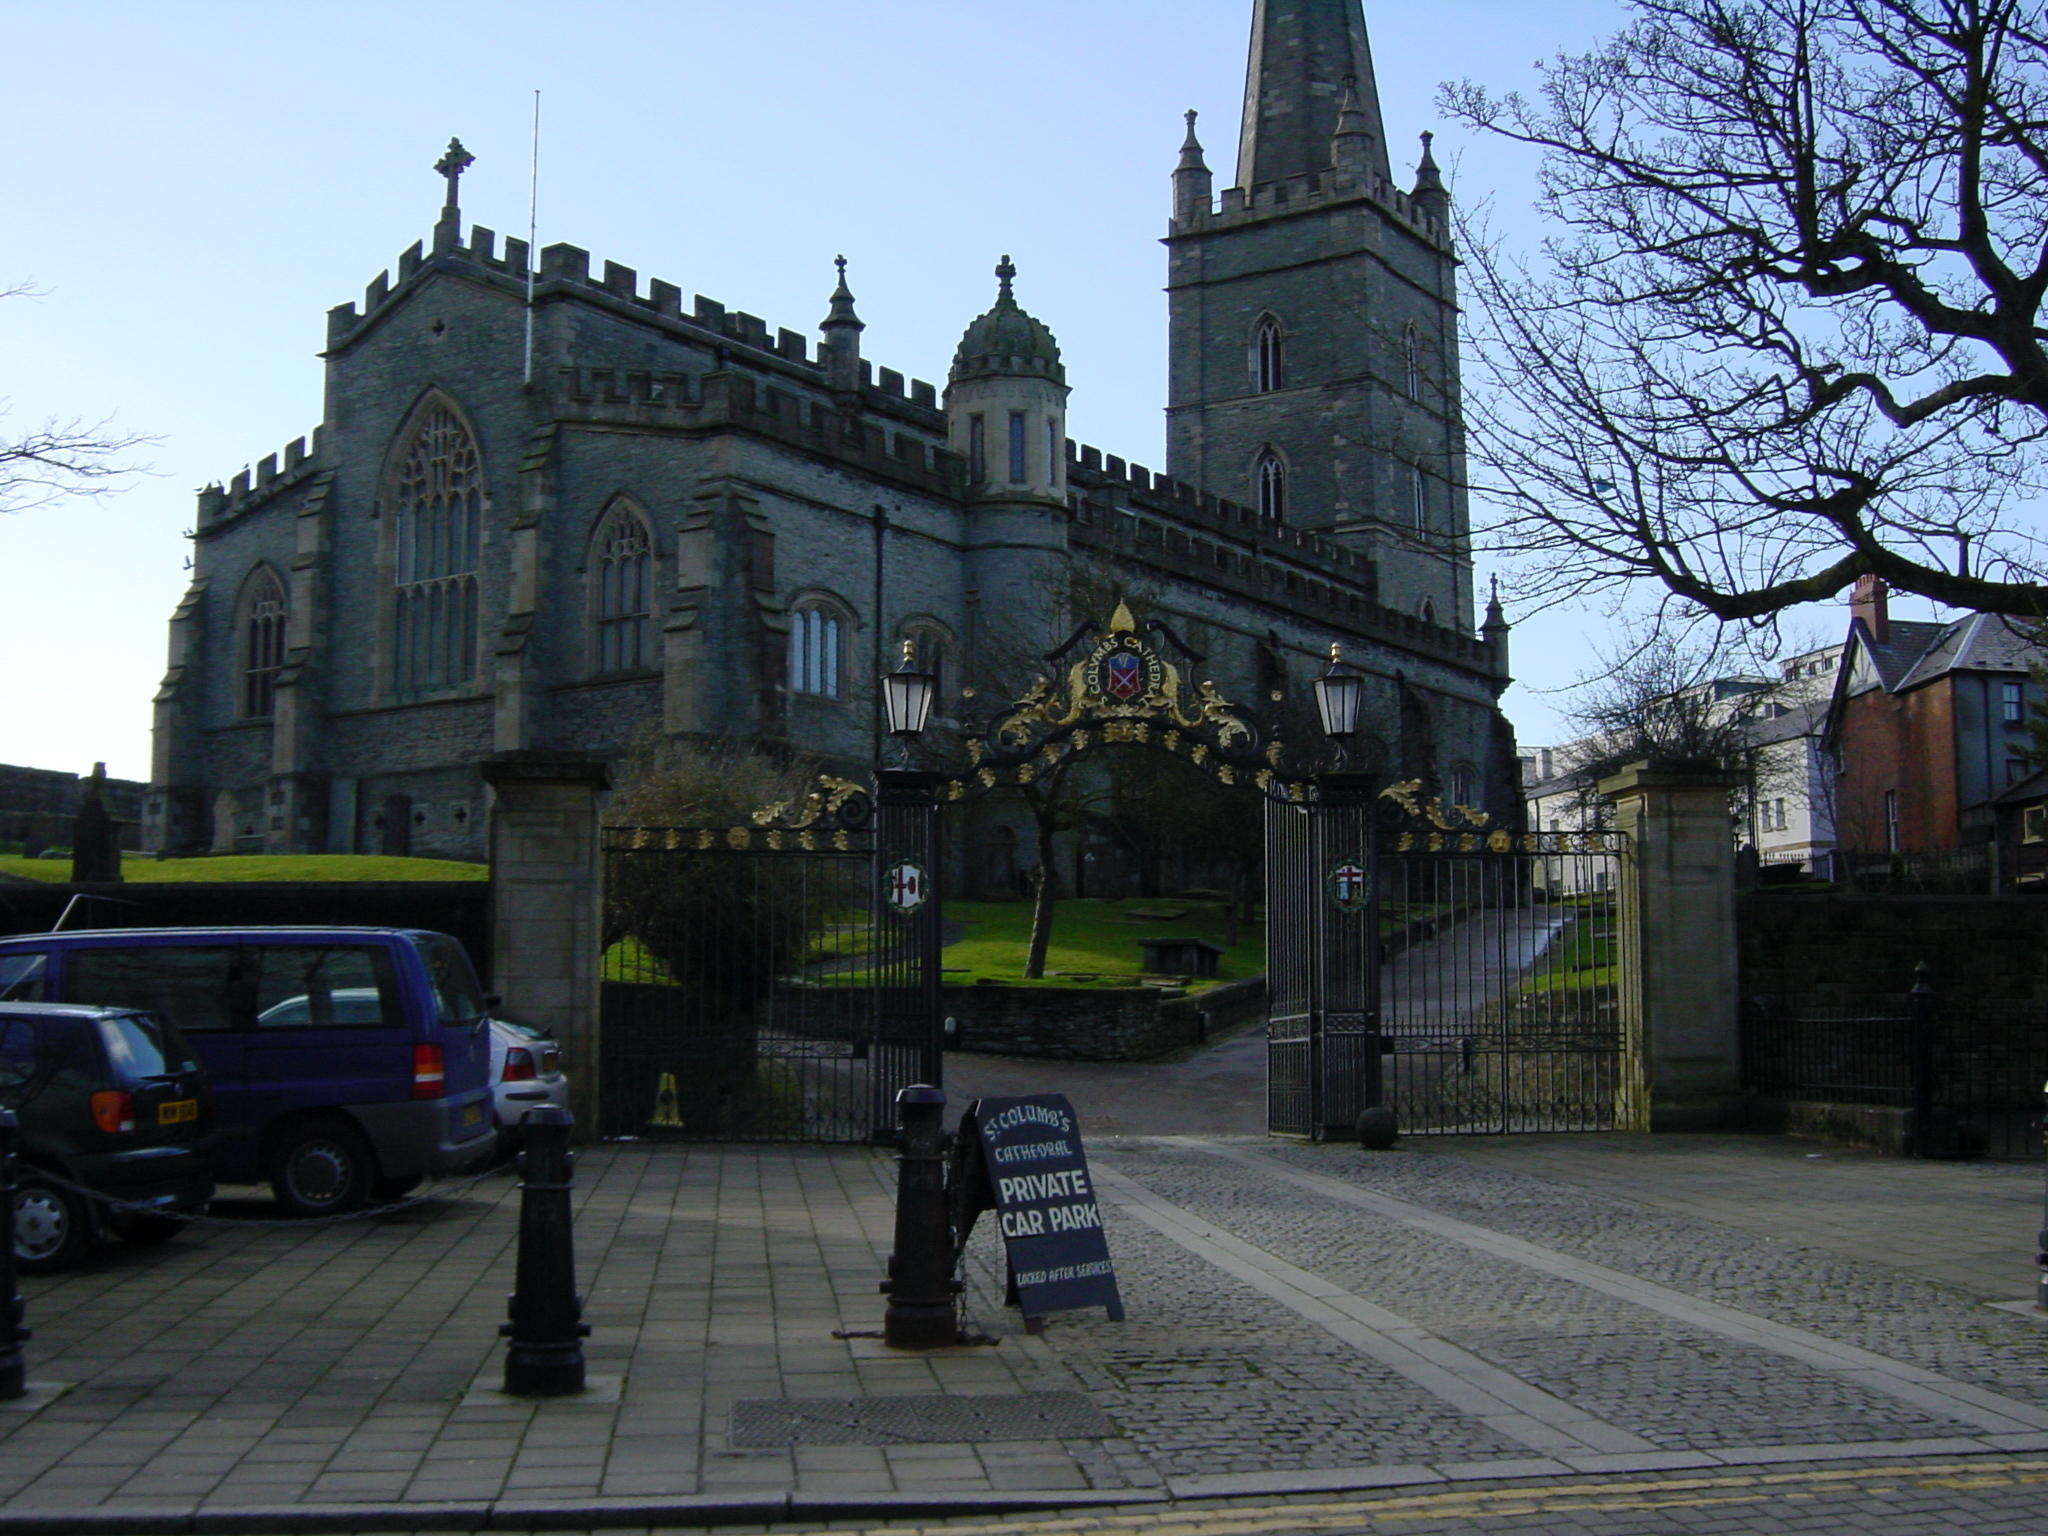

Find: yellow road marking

[815,1457,2048,1535]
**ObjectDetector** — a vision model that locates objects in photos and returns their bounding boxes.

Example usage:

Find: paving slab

[0,1129,2041,1528]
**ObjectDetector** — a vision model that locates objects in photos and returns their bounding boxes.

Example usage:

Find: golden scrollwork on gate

[937,601,1288,800]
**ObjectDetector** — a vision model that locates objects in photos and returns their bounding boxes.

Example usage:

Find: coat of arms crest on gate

[1327,858,1371,912]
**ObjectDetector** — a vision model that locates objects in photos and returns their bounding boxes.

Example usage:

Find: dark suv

[0,1003,216,1272]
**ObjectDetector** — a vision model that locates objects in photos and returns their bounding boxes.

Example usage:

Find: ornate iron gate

[1264,776,1376,1138]
[1270,780,1630,1140]
[598,773,940,1144]
[1375,796,1630,1136]
[591,601,1631,1146]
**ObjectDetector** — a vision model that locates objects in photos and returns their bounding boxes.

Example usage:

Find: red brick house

[1824,577,2043,857]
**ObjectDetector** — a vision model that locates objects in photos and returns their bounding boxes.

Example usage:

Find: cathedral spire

[1237,0,1390,189]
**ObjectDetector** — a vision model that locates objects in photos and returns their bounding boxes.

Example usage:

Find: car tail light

[413,1043,447,1099]
[502,1047,537,1083]
[90,1090,135,1135]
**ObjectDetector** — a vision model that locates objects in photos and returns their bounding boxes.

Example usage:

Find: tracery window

[239,567,287,719]
[1256,450,1287,522]
[1255,318,1284,393]
[392,406,482,694]
[789,603,844,699]
[902,624,951,706]
[591,502,653,674]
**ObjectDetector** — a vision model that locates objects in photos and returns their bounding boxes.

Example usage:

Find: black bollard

[882,1084,957,1349]
[500,1106,588,1395]
[0,1112,25,1400]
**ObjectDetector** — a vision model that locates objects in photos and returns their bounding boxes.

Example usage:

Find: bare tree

[1,284,151,514]
[1444,0,2048,627]
[1552,630,1805,833]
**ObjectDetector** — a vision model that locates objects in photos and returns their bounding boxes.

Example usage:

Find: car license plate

[158,1099,198,1126]
[541,1051,560,1074]
[463,1103,482,1126]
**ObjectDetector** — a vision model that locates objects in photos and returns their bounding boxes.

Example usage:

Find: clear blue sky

[0,0,1808,782]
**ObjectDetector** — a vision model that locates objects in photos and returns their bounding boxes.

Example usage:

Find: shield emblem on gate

[1327,859,1371,912]
[1105,651,1144,700]
[884,860,927,914]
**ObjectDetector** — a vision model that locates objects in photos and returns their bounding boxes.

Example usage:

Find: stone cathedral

[146,0,1518,875]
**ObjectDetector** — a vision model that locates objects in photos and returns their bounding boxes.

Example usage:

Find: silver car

[487,1014,570,1147]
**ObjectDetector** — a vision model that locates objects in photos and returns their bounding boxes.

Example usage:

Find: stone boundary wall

[1739,892,2048,1152]
[941,974,1267,1062]
[1738,892,2048,1004]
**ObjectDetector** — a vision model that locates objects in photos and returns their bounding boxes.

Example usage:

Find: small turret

[1330,76,1377,182]
[818,255,865,395]
[945,257,1069,504]
[1174,110,1213,223]
[1411,131,1450,227]
[1481,577,1510,679]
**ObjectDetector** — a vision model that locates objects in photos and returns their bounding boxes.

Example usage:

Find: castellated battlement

[195,429,321,527]
[555,365,964,500]
[1170,172,1447,247]
[1067,440,1370,577]
[325,224,942,409]
[1064,438,1486,672]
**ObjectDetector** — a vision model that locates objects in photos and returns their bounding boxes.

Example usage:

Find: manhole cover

[730,1391,1118,1446]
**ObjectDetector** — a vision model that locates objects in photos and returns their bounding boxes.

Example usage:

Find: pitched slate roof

[1856,619,1949,692]
[1894,612,2042,690]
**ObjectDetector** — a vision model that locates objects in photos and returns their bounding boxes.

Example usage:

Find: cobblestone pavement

[0,1132,2044,1529]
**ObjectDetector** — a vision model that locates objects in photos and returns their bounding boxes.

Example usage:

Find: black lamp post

[883,639,937,741]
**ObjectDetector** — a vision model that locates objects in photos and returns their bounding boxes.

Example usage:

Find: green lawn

[1523,911,1618,992]
[0,854,488,884]
[941,898,1264,992]
[604,897,1265,993]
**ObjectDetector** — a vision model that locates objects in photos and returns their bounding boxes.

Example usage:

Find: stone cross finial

[996,255,1016,300]
[435,137,476,212]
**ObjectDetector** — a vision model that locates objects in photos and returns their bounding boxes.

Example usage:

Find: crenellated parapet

[551,365,965,500]
[1064,439,1493,674]
[194,429,322,532]
[1168,169,1449,249]
[323,225,945,412]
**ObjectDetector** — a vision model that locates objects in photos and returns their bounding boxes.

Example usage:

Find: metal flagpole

[524,90,540,388]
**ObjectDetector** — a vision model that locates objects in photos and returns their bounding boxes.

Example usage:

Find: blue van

[0,928,497,1216]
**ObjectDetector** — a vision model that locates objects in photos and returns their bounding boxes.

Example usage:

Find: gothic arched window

[1411,463,1429,529]
[392,404,482,694]
[591,501,653,674]
[238,567,287,719]
[1403,323,1421,397]
[901,622,953,708]
[789,601,845,699]
[1255,318,1285,394]
[1256,450,1287,522]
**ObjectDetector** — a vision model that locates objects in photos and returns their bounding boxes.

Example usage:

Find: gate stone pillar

[482,752,611,1134]
[1600,760,1746,1131]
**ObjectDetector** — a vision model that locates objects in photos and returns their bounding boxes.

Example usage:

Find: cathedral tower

[1166,0,1472,629]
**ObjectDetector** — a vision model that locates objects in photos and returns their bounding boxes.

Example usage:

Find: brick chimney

[1850,574,1890,643]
